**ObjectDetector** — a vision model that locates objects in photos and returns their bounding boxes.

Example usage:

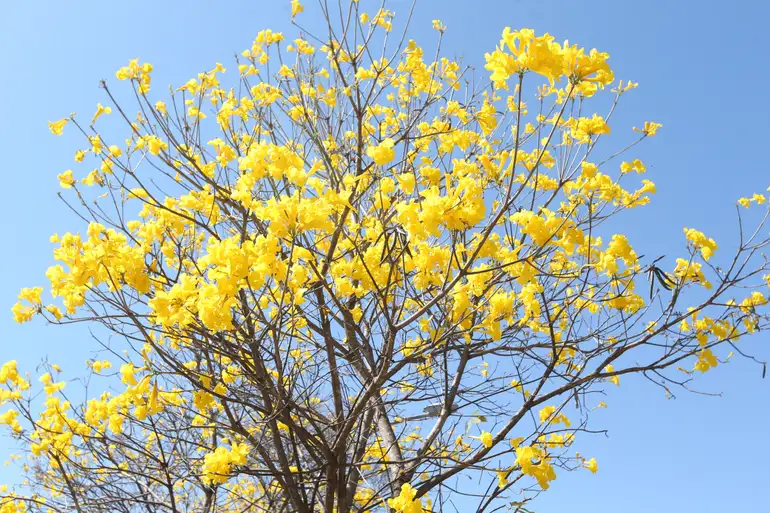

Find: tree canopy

[2,2,769,513]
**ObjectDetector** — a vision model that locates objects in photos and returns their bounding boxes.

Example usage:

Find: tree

[2,2,769,512]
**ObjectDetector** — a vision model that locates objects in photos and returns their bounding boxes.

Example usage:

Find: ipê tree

[2,2,769,513]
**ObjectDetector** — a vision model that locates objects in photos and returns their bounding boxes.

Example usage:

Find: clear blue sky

[1,0,769,511]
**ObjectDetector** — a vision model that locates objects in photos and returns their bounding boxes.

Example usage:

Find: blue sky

[1,0,769,511]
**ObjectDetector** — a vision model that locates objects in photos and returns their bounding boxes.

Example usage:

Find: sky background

[1,0,769,511]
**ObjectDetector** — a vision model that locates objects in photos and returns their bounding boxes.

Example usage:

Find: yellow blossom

[48,118,68,135]
[634,121,662,136]
[291,0,304,18]
[91,103,112,124]
[57,170,75,188]
[366,138,396,166]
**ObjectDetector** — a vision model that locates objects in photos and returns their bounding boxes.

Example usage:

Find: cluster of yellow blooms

[484,28,614,96]
[515,445,557,489]
[0,499,27,513]
[387,484,430,513]
[201,442,251,484]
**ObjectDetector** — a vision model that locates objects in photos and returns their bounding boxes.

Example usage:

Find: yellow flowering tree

[3,2,770,513]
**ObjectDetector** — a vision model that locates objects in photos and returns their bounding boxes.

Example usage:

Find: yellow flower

[188,106,206,119]
[120,363,137,386]
[0,409,22,433]
[48,118,68,136]
[683,228,718,261]
[201,443,251,484]
[539,405,571,425]
[82,169,102,186]
[396,172,416,194]
[291,0,304,18]
[584,457,598,473]
[570,114,610,142]
[18,287,43,305]
[539,406,556,423]
[620,159,645,174]
[634,121,662,136]
[604,364,620,386]
[91,103,112,124]
[366,138,396,166]
[43,305,63,322]
[57,170,75,188]
[515,445,556,489]
[12,303,35,324]
[497,470,508,488]
[91,360,112,373]
[387,483,424,513]
[694,348,718,373]
[145,135,168,155]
